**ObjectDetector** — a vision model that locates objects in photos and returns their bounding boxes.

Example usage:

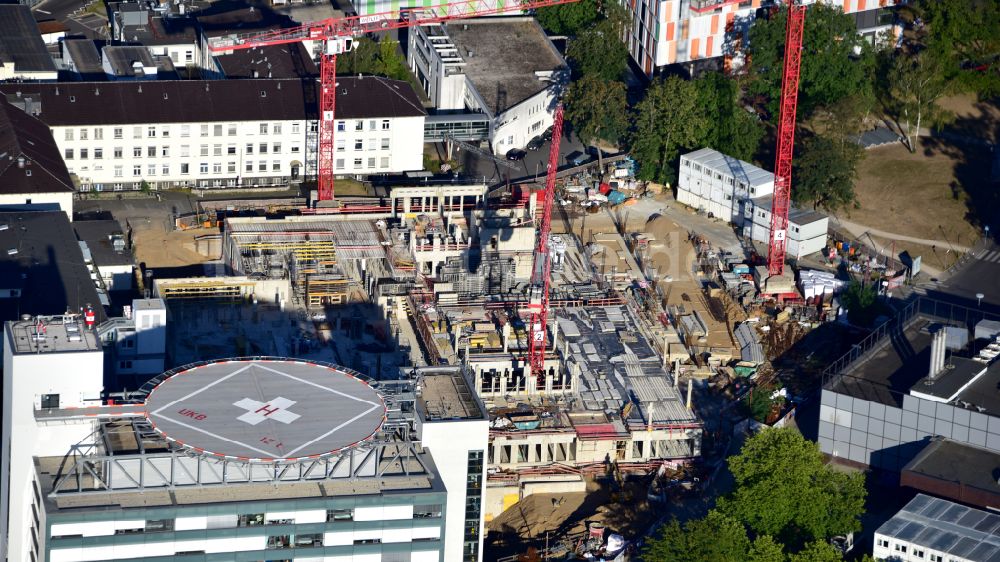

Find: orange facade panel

[710,14,719,35]
[706,35,714,58]
[690,37,700,59]
[666,22,675,41]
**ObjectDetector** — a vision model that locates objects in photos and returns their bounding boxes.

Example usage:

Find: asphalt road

[925,240,1000,312]
[453,129,589,185]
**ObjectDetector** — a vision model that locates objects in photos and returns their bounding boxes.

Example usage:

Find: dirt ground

[936,93,1000,143]
[486,479,658,556]
[132,227,216,268]
[848,142,986,248]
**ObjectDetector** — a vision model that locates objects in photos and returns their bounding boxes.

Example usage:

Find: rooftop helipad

[144,359,386,462]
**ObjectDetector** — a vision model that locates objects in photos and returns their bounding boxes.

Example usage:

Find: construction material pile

[797,269,847,301]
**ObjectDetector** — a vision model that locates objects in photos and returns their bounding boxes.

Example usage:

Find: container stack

[798,269,847,302]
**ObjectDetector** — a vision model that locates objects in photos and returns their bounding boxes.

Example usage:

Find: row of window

[335,157,390,171]
[337,119,392,133]
[102,161,284,177]
[65,143,299,160]
[80,176,288,192]
[876,538,948,562]
[63,122,300,142]
[337,138,391,152]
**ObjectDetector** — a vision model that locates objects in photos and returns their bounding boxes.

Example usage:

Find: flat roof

[62,39,104,76]
[876,494,1000,562]
[903,439,1000,500]
[102,45,156,77]
[6,315,101,354]
[682,147,774,187]
[440,17,564,114]
[0,5,57,74]
[145,359,387,462]
[73,219,134,268]
[416,368,486,421]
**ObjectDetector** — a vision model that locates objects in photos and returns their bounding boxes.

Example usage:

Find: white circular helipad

[145,359,386,462]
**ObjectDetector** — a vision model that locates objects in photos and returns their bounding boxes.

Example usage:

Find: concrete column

[500,370,508,395]
[403,196,411,215]
[502,322,511,353]
[551,318,559,352]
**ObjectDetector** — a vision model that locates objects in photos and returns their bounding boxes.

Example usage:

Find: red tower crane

[766,2,806,277]
[208,0,578,201]
[527,104,564,381]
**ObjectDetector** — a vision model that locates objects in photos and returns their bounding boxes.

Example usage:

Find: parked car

[541,126,554,141]
[506,148,527,161]
[566,151,589,166]
[526,136,545,151]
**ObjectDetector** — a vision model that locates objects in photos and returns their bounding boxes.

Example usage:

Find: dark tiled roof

[216,43,317,79]
[0,5,57,74]
[0,77,426,125]
[63,39,105,77]
[334,77,426,119]
[0,211,105,324]
[73,220,135,268]
[194,2,297,38]
[0,101,75,196]
[0,79,319,126]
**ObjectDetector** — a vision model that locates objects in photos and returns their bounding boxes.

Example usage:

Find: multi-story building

[1,339,490,562]
[408,17,568,153]
[743,196,829,259]
[873,494,1000,562]
[0,5,58,81]
[622,0,903,76]
[0,100,76,219]
[0,78,426,192]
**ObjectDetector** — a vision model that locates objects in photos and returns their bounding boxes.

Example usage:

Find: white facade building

[743,196,829,259]
[0,100,76,220]
[408,17,567,154]
[1,78,426,191]
[677,147,775,224]
[874,494,1000,562]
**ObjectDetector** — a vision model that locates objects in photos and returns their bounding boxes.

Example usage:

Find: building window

[79,128,88,140]
[894,544,907,553]
[64,149,74,160]
[877,539,889,548]
[144,519,173,532]
[132,126,142,139]
[148,164,156,176]
[113,127,123,139]
[367,157,376,169]
[227,144,237,155]
[259,143,268,154]
[162,164,169,175]
[161,146,169,157]
[292,122,301,134]
[381,138,390,150]
[379,157,389,169]
[147,146,156,158]
[213,145,222,157]
[355,538,381,545]
[367,139,376,151]
[266,535,290,549]
[200,145,209,157]
[464,450,484,561]
[336,140,345,152]
[200,163,208,174]
[336,121,345,132]
[200,124,209,137]
[259,123,268,135]
[213,124,222,136]
[381,119,390,130]
[238,513,264,527]
[94,128,103,140]
[295,533,322,547]
[147,126,156,138]
[272,143,281,153]
[291,144,301,154]
[228,124,237,136]
[181,125,190,137]
[133,147,142,158]
[913,549,925,559]
[161,126,169,138]
[94,148,102,159]
[133,165,141,177]
[368,119,377,131]
[64,129,74,141]
[354,140,363,151]
[335,159,345,170]
[213,163,222,174]
[326,508,353,522]
[181,163,189,174]
[353,158,362,169]
[246,161,253,172]
[180,145,190,157]
[354,120,363,132]
[413,504,442,519]
[273,123,282,134]
[272,160,280,172]
[114,147,122,159]
[40,394,59,409]
[114,165,123,177]
[258,161,266,172]
[227,162,236,173]
[246,143,254,155]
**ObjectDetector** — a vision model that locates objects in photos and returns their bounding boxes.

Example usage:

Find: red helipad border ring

[144,359,387,463]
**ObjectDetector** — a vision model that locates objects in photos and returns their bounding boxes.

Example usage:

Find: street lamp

[977,293,985,307]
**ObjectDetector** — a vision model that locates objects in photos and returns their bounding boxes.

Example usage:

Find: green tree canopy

[564,75,629,146]
[788,541,847,562]
[746,3,875,120]
[717,427,867,547]
[881,50,952,152]
[566,16,630,81]
[535,0,599,36]
[695,72,765,162]
[747,535,786,562]
[641,511,750,562]
[631,76,709,186]
[792,134,861,213]
[337,36,411,83]
[913,0,1000,96]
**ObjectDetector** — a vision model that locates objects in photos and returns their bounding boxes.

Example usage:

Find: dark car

[506,148,527,161]
[526,136,545,151]
[541,126,554,141]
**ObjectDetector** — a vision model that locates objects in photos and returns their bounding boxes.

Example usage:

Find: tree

[642,511,750,562]
[695,72,765,162]
[564,75,629,146]
[566,16,629,81]
[746,3,874,120]
[717,427,866,547]
[841,281,884,327]
[787,541,845,562]
[747,535,786,562]
[883,51,952,153]
[337,36,411,82]
[535,0,598,36]
[792,134,861,213]
[631,76,709,186]
[913,0,1000,97]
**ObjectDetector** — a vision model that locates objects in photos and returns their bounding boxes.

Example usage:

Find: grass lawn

[332,178,370,196]
[847,141,989,250]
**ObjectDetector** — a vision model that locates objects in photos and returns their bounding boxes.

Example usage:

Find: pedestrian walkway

[831,217,971,253]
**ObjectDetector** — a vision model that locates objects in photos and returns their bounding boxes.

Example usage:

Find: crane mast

[527,104,564,381]
[766,1,806,277]
[208,0,580,201]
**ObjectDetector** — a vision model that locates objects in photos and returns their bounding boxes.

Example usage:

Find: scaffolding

[155,279,257,300]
